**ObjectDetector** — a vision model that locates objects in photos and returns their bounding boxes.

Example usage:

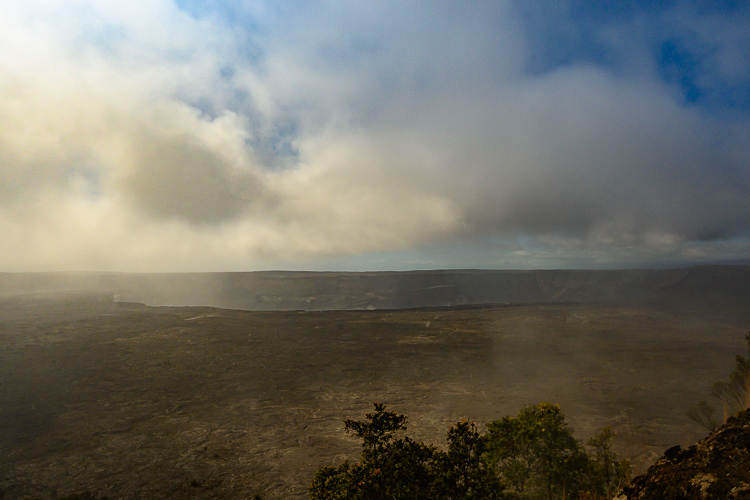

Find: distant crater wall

[1,266,748,311]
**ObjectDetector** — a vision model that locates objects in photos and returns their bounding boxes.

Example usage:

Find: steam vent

[615,409,750,499]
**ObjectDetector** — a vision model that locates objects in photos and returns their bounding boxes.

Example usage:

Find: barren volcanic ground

[1,295,748,499]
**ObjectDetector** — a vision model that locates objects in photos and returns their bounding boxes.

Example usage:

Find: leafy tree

[586,427,631,498]
[485,403,629,500]
[688,331,750,431]
[310,403,439,500]
[310,403,504,500]
[343,402,408,462]
[432,420,504,499]
[311,402,628,500]
[485,403,584,499]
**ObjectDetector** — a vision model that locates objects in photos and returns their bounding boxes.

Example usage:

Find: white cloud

[0,0,748,271]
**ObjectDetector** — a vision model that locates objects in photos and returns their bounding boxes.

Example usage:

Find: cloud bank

[1,0,749,270]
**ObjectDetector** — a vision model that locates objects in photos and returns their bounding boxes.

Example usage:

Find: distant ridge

[1,266,749,311]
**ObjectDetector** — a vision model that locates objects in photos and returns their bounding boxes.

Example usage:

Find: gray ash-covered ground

[0,295,747,499]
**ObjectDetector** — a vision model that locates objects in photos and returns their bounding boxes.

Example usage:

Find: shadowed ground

[0,295,748,498]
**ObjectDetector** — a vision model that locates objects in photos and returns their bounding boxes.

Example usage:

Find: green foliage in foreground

[688,331,750,431]
[310,402,630,500]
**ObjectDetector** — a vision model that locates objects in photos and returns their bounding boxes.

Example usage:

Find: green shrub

[311,402,629,500]
[688,331,750,431]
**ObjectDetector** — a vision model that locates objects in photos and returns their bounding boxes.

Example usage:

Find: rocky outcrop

[615,409,750,499]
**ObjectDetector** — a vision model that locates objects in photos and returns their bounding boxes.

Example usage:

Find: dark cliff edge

[615,408,750,500]
[1,265,749,311]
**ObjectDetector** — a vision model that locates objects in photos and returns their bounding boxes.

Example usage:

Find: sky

[1,0,749,272]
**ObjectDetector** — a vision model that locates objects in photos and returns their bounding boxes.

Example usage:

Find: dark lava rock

[614,409,750,499]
